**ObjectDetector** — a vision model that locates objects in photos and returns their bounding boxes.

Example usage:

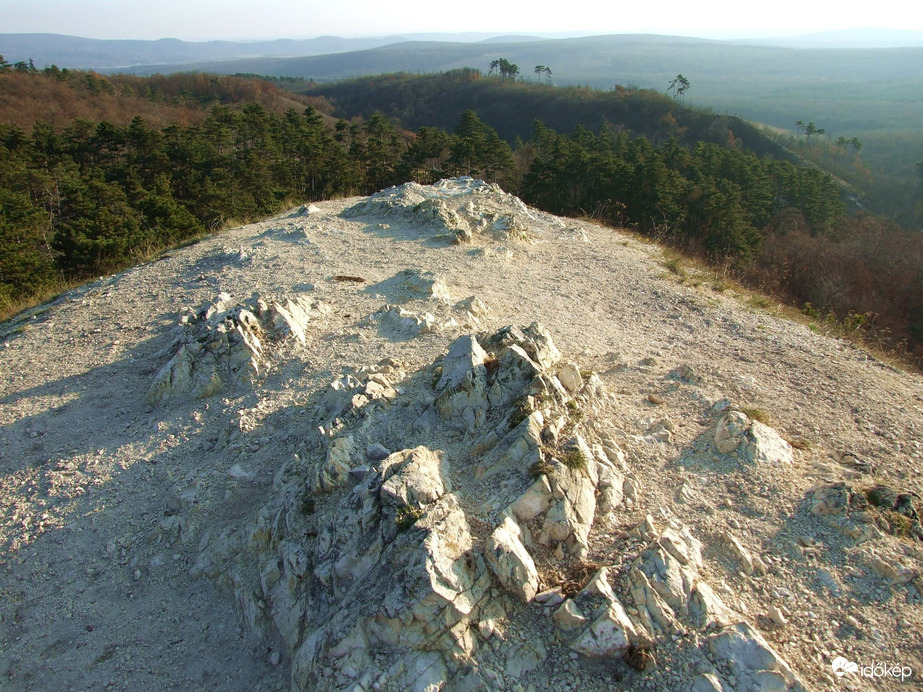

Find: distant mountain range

[738,27,923,49]
[0,33,405,70]
[3,29,922,140]
[2,28,922,73]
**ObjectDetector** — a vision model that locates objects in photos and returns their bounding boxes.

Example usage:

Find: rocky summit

[1,177,922,691]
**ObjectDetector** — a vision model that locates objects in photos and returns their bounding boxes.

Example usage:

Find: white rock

[721,531,765,576]
[484,516,540,603]
[688,673,726,692]
[569,602,638,657]
[766,605,787,626]
[707,622,807,691]
[380,447,451,507]
[509,476,553,522]
[435,335,489,430]
[400,270,451,302]
[745,421,793,465]
[553,599,588,631]
[715,411,750,454]
[715,411,793,465]
[227,464,254,480]
[557,362,584,394]
[147,293,325,404]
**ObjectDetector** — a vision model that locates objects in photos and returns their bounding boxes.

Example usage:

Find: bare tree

[668,74,690,103]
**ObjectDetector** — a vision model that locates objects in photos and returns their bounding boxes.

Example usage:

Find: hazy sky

[2,0,920,41]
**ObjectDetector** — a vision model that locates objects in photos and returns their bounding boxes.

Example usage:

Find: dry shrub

[743,212,923,357]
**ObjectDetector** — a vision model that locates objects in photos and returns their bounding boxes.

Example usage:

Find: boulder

[689,673,726,692]
[311,435,356,493]
[400,270,451,303]
[557,362,584,394]
[629,521,739,636]
[715,411,751,454]
[484,516,540,603]
[434,335,490,430]
[509,476,553,522]
[720,531,766,576]
[455,296,489,325]
[715,411,793,465]
[553,599,589,631]
[369,304,441,337]
[569,603,639,658]
[541,451,598,554]
[486,345,541,408]
[286,494,492,691]
[379,447,451,507]
[707,622,807,691]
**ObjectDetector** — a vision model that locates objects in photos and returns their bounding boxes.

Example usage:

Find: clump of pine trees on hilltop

[1,64,921,360]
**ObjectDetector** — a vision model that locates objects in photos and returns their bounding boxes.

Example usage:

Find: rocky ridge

[1,178,921,691]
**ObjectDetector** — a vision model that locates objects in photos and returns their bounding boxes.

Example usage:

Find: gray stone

[366,443,391,461]
[380,446,451,507]
[707,622,807,691]
[484,516,540,603]
[689,673,726,692]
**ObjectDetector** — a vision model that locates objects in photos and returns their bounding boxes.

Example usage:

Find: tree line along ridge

[0,65,920,359]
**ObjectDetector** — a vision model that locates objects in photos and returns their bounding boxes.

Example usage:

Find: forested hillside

[1,66,920,360]
[297,70,795,161]
[0,61,328,130]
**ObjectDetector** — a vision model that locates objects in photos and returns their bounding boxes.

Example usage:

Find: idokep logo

[832,657,859,677]
[831,656,914,682]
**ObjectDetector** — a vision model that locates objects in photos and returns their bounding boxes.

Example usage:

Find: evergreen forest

[1,63,921,361]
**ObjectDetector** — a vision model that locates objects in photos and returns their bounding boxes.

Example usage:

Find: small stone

[535,586,566,607]
[766,605,787,626]
[227,464,254,480]
[366,443,391,461]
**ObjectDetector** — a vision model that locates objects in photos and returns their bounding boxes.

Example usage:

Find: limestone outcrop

[186,319,816,691]
[342,177,536,243]
[147,292,327,404]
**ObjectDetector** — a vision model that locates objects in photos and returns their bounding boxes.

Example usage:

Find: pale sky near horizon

[1,0,920,41]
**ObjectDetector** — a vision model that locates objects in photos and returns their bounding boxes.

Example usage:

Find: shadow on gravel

[0,319,287,690]
[770,496,909,609]
[348,218,458,247]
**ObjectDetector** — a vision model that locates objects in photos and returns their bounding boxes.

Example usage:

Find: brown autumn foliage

[744,212,923,355]
[0,69,333,131]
